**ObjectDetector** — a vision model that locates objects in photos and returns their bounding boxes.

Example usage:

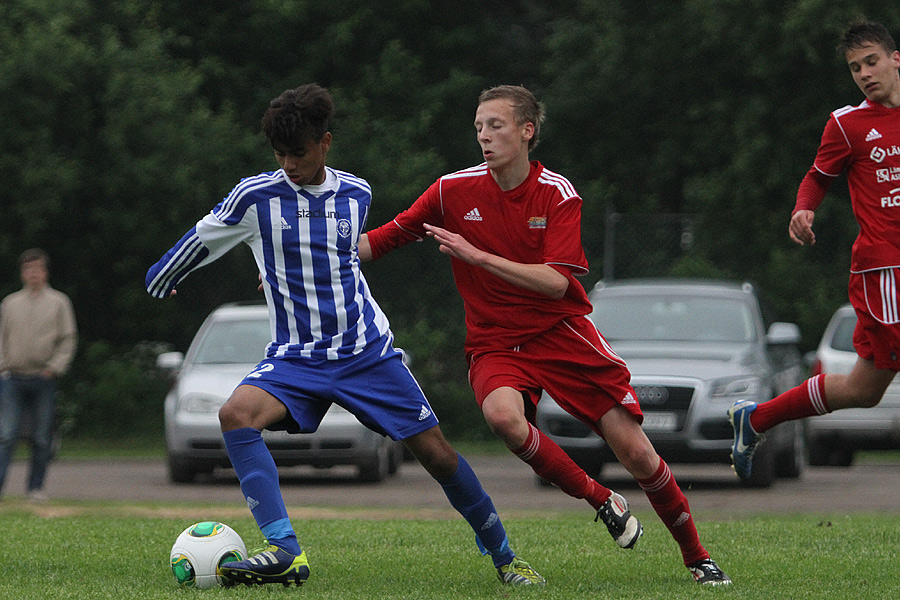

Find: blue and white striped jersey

[146,167,392,360]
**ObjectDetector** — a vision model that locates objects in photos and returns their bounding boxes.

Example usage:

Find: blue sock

[435,453,515,567]
[223,427,301,555]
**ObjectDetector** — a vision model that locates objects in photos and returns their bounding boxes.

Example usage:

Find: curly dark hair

[261,84,334,149]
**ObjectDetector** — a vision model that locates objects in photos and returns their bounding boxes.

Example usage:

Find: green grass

[0,503,897,599]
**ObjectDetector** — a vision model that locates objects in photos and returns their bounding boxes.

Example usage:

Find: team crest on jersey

[871,145,900,164]
[876,167,900,183]
[336,219,352,238]
[528,216,547,229]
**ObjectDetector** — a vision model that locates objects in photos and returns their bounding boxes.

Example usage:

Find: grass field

[1,501,898,600]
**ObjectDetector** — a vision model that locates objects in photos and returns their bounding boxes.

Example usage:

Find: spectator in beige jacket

[0,248,77,502]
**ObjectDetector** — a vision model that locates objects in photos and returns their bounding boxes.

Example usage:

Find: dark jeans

[0,375,57,495]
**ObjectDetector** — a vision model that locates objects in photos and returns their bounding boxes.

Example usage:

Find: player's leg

[217,384,309,586]
[598,406,730,585]
[480,386,644,549]
[403,426,544,585]
[342,341,543,585]
[758,358,894,430]
[730,357,895,480]
[482,386,614,508]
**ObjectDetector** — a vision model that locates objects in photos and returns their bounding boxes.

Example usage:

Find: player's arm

[424,223,569,299]
[146,212,249,298]
[358,233,373,262]
[789,167,831,246]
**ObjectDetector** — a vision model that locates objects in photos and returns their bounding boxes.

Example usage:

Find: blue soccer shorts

[237,337,440,440]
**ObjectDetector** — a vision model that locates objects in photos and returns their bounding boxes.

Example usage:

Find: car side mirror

[766,322,801,345]
[156,351,185,370]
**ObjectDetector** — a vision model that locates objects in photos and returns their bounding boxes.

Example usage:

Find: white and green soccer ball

[169,521,247,588]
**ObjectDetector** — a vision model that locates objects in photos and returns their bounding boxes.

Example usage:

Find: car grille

[633,384,695,431]
[545,416,593,438]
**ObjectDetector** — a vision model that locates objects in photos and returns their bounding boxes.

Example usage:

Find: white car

[807,303,900,466]
[158,303,403,483]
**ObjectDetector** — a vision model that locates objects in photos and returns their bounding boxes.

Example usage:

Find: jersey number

[246,363,275,379]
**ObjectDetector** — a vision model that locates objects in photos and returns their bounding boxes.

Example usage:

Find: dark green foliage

[3,0,900,439]
[59,341,172,438]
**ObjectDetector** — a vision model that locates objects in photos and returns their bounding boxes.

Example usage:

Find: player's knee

[614,442,658,478]
[218,400,250,431]
[482,404,518,438]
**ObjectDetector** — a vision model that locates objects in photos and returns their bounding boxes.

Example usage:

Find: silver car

[807,303,900,466]
[158,303,403,484]
[535,279,808,487]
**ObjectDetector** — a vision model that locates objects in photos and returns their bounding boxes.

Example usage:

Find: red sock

[750,374,828,433]
[638,459,708,565]
[513,423,611,509]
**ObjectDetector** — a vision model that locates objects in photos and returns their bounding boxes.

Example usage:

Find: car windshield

[193,317,271,364]
[590,295,756,343]
[830,313,857,352]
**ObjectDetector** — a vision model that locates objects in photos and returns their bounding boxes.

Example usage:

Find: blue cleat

[218,544,310,587]
[728,400,764,480]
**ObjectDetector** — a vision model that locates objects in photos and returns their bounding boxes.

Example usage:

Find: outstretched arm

[424,223,569,299]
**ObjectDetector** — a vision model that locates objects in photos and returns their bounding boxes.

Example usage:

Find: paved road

[3,454,899,518]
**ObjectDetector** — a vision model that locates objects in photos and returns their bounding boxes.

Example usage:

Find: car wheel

[388,442,401,475]
[807,438,829,466]
[357,438,391,483]
[808,439,855,467]
[740,441,776,488]
[776,421,806,479]
[168,455,197,484]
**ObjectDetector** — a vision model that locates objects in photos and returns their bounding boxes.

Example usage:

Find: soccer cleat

[595,491,642,549]
[218,544,310,587]
[728,400,765,480]
[688,558,732,585]
[496,557,546,585]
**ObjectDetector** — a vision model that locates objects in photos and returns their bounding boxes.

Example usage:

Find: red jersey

[367,160,593,356]
[795,100,900,272]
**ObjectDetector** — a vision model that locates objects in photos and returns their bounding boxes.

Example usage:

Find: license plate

[642,412,678,432]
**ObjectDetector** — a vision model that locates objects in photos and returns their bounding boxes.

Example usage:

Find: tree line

[1,0,896,439]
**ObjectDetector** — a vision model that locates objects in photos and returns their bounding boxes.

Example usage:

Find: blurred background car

[535,279,807,488]
[157,302,403,484]
[806,303,900,466]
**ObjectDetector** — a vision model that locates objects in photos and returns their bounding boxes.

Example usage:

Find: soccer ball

[169,521,247,588]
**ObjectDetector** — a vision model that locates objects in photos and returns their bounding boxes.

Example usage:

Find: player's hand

[789,210,816,246]
[424,223,485,265]
[258,272,264,292]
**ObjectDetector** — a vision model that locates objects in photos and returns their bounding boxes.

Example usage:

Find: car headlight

[710,377,761,399]
[177,393,224,414]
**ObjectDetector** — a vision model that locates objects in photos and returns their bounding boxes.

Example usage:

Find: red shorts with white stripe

[849,268,900,371]
[467,315,644,436]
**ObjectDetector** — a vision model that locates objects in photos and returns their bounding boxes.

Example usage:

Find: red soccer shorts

[849,268,900,371]
[467,315,643,435]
